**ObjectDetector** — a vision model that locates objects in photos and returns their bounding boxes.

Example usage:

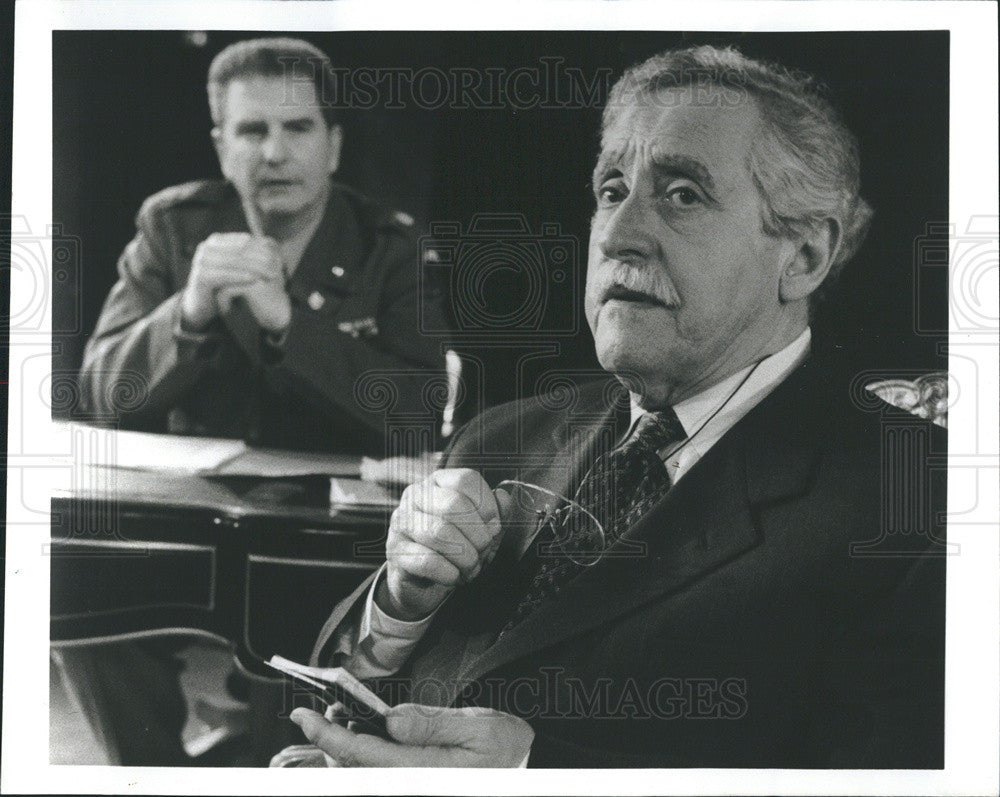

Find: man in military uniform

[62,37,447,766]
[79,36,446,455]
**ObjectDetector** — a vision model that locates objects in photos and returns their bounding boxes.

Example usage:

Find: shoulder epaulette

[333,182,417,234]
[140,179,231,215]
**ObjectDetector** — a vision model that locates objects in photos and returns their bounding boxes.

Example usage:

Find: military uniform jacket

[79,180,448,455]
[312,352,947,767]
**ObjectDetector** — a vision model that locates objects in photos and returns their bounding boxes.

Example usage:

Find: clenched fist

[180,232,288,331]
[376,469,513,621]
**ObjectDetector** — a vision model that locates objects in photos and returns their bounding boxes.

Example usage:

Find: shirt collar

[629,328,812,457]
[238,180,333,277]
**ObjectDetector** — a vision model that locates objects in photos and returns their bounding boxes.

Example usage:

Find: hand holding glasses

[495,480,606,567]
[380,469,608,624]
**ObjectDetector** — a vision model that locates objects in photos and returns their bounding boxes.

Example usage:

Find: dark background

[52,30,949,419]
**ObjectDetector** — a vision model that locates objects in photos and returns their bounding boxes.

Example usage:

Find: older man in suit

[289,45,946,768]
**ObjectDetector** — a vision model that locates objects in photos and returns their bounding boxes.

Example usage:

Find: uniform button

[393,211,414,227]
[331,265,345,278]
[308,291,325,311]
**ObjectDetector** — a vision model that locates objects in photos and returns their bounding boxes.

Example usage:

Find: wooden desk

[50,467,391,675]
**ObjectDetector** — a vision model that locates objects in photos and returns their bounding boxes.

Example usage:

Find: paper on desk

[329,477,397,508]
[359,452,442,486]
[213,447,360,477]
[59,422,361,477]
[66,424,248,473]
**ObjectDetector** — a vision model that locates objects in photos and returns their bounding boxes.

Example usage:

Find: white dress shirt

[334,329,813,763]
[641,327,811,483]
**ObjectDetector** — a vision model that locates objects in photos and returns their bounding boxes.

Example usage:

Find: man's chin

[255,198,305,216]
[593,317,671,367]
[594,332,687,404]
[597,350,660,399]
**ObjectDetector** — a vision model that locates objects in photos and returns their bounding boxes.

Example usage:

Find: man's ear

[326,124,343,174]
[779,217,842,303]
[211,127,228,175]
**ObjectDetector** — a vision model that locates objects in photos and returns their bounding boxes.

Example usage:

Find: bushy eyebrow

[234,120,268,136]
[284,117,317,130]
[592,150,717,196]
[232,116,317,135]
[651,154,717,195]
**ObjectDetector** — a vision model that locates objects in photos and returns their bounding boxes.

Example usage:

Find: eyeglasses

[496,480,606,567]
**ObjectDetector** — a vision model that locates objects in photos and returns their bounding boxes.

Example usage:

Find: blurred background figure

[77,37,447,455]
[58,37,449,766]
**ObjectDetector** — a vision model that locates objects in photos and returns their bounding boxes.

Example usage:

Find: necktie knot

[572,408,685,525]
[622,409,686,456]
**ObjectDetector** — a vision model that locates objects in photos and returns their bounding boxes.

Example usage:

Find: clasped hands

[180,232,291,334]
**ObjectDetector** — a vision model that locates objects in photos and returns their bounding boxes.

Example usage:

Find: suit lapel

[742,357,827,507]
[440,381,630,632]
[518,384,631,532]
[458,358,824,685]
[415,380,630,703]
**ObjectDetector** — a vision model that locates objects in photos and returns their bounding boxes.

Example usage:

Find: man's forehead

[221,75,324,120]
[598,88,761,172]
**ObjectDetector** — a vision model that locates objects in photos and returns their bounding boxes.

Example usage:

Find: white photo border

[5,1,998,795]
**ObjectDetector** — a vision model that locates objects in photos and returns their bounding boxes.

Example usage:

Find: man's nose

[596,192,656,264]
[262,130,291,163]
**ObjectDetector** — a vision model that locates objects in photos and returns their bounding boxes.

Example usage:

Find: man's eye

[597,183,627,205]
[664,185,703,208]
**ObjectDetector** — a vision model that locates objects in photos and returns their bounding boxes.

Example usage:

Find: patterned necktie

[499,409,686,635]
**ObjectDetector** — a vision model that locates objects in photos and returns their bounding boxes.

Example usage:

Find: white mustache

[591,263,678,306]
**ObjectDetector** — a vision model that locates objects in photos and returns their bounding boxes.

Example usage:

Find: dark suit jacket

[79,179,449,455]
[313,353,946,767]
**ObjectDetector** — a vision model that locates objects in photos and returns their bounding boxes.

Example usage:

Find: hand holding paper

[290,703,534,767]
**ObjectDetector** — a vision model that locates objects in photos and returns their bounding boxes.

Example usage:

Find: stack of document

[57,422,359,477]
[55,422,400,509]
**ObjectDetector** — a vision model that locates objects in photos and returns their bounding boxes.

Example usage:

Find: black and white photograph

[3,1,998,795]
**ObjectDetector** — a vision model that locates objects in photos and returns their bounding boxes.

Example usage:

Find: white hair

[603,45,874,300]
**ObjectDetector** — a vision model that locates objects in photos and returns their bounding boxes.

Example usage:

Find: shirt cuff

[360,565,440,638]
[519,751,530,768]
[342,564,441,680]
[172,295,222,351]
